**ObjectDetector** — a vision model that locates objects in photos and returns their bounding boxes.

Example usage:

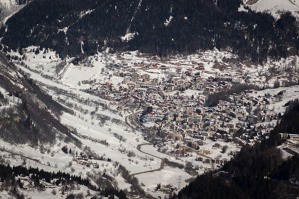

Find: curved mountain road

[125,112,166,176]
[131,143,165,176]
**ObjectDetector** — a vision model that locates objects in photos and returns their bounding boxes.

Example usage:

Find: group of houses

[96,57,287,161]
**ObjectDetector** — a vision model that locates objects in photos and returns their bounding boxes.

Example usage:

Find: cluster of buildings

[94,55,296,162]
[74,154,100,168]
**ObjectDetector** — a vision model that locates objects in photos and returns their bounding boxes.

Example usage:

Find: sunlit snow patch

[121,32,138,42]
[245,0,299,19]
[164,16,173,26]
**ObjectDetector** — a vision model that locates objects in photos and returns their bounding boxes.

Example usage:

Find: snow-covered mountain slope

[0,50,145,198]
[245,0,299,18]
[1,0,298,63]
[0,0,25,25]
[0,0,17,8]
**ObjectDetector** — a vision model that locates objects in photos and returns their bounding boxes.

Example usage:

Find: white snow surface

[245,0,299,18]
[3,47,299,197]
[164,16,173,26]
[0,0,25,25]
[121,32,137,42]
[250,85,299,114]
[0,0,17,9]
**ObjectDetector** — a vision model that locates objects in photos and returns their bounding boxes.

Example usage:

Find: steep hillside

[174,100,299,199]
[0,52,78,146]
[0,0,298,62]
[0,52,141,199]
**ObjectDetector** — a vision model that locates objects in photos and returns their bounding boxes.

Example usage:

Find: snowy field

[1,47,298,198]
[245,0,299,18]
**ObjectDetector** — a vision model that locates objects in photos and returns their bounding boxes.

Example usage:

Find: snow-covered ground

[2,49,200,197]
[136,166,191,198]
[244,0,299,18]
[250,85,299,114]
[2,47,299,198]
[0,0,25,25]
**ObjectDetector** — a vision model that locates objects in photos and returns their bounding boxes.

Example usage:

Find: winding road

[127,111,216,173]
[131,143,165,176]
[126,112,166,176]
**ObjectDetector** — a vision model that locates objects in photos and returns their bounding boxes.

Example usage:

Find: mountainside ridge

[0,0,298,63]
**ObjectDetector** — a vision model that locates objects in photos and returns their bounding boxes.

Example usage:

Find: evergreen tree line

[1,0,298,62]
[0,164,92,188]
[0,163,128,199]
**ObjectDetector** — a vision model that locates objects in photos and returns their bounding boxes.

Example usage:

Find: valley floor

[0,49,299,198]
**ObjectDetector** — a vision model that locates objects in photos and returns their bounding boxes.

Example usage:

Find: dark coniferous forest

[0,164,127,199]
[0,0,298,62]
